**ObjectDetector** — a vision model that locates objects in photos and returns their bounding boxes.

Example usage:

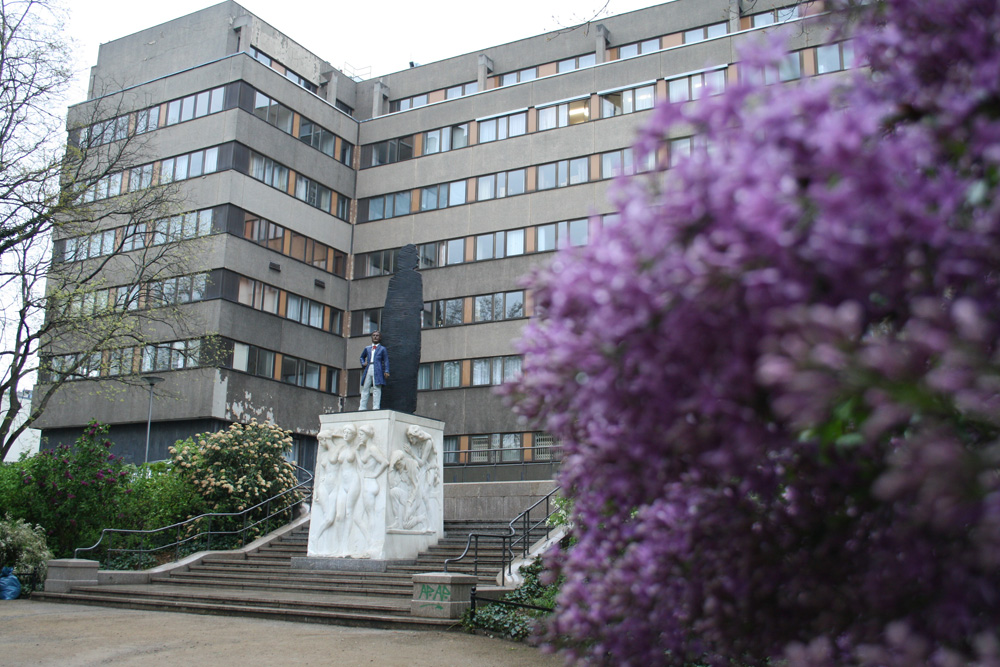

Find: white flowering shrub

[0,513,52,587]
[170,420,300,534]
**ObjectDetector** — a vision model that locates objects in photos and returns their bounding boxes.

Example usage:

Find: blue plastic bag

[0,566,21,600]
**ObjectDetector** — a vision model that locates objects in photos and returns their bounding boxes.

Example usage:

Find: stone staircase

[33,519,550,630]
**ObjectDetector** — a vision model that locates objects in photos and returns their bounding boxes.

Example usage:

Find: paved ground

[0,600,564,666]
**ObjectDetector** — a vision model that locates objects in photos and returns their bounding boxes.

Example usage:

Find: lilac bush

[503,1,1000,664]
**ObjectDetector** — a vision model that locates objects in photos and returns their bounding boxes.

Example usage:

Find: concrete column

[233,15,252,54]
[411,572,478,618]
[595,24,611,64]
[322,70,338,105]
[477,55,494,91]
[730,0,743,34]
[44,559,99,593]
[372,81,389,118]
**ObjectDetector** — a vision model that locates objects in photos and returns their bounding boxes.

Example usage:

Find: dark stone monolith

[379,244,421,413]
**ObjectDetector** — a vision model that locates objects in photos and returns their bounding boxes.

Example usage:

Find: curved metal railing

[74,462,313,565]
[444,486,560,586]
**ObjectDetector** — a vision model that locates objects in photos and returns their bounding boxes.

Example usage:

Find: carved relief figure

[356,424,389,549]
[387,425,441,531]
[310,428,341,553]
[406,425,441,527]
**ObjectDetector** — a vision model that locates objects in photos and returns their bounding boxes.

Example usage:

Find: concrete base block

[411,572,478,619]
[44,559,99,593]
[290,556,415,572]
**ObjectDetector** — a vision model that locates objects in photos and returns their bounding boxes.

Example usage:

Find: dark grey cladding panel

[379,244,421,413]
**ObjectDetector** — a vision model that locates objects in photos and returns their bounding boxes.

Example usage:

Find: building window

[142,339,202,373]
[353,248,399,279]
[358,190,410,222]
[248,151,290,191]
[477,169,526,200]
[424,123,470,154]
[81,115,128,147]
[150,209,214,246]
[350,308,382,336]
[63,208,214,262]
[446,82,478,99]
[471,355,523,386]
[537,219,588,251]
[751,4,801,28]
[422,298,464,329]
[237,277,280,314]
[600,84,655,118]
[684,22,727,44]
[745,52,802,85]
[617,39,659,59]
[335,100,354,116]
[667,69,726,103]
[816,42,855,74]
[420,181,466,211]
[159,146,220,184]
[600,147,656,178]
[499,67,537,86]
[558,53,596,73]
[250,47,317,93]
[417,360,463,389]
[537,98,590,131]
[389,93,429,113]
[362,135,415,168]
[285,293,325,329]
[443,435,459,463]
[280,355,323,389]
[536,157,589,191]
[478,112,527,143]
[473,291,525,323]
[147,273,209,308]
[533,432,557,461]
[294,174,332,212]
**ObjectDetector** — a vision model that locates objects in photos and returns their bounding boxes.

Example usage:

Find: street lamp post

[142,376,165,464]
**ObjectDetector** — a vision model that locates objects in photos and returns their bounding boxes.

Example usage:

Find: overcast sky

[64,0,672,103]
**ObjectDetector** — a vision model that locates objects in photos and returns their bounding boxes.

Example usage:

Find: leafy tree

[505,1,1000,664]
[0,0,204,461]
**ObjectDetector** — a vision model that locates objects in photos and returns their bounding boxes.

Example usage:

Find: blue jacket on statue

[360,344,389,386]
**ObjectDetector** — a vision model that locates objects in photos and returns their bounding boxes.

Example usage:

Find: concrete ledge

[97,570,151,585]
[290,557,414,572]
[45,559,99,593]
[411,572,478,619]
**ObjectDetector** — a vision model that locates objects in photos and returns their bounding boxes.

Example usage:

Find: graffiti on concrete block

[418,583,451,602]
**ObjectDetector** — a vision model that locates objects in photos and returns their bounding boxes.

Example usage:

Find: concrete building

[34,0,842,480]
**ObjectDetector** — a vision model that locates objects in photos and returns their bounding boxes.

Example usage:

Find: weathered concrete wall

[444,480,556,522]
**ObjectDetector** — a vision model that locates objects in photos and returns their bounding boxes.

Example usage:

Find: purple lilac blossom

[503,0,1000,664]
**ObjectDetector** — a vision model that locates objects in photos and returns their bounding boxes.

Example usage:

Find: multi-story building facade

[35,0,844,479]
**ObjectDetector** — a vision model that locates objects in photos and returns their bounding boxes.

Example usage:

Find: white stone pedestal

[306,411,444,561]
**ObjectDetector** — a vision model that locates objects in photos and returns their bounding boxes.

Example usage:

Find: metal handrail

[74,462,313,564]
[443,486,561,586]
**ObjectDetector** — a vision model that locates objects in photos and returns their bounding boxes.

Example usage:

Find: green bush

[117,461,206,532]
[170,420,300,538]
[0,513,53,592]
[463,558,560,641]
[4,421,131,557]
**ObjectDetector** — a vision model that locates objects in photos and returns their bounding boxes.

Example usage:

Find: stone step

[184,566,416,589]
[32,587,454,631]
[38,516,544,631]
[153,573,413,598]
